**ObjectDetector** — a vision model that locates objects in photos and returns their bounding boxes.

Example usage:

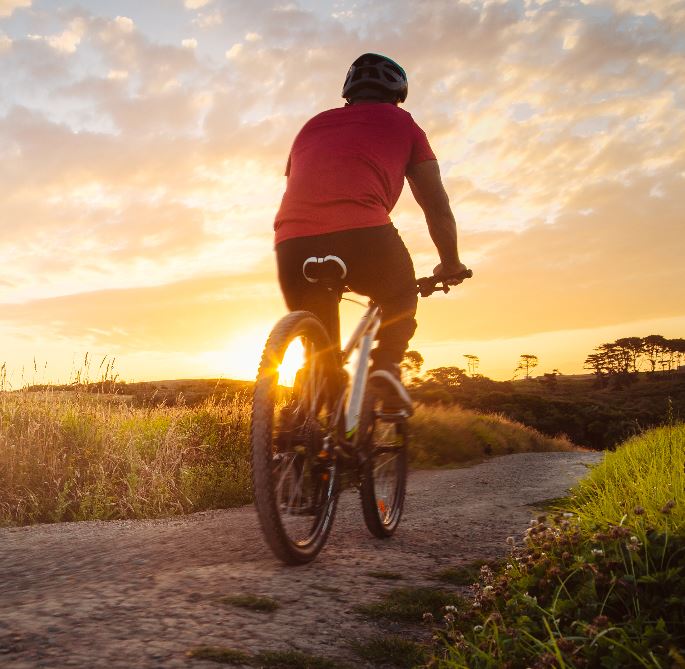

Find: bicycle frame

[338,302,381,439]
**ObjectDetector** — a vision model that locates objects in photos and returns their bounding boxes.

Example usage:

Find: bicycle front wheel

[359,385,408,538]
[250,310,340,565]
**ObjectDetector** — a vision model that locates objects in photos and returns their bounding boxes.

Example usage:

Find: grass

[409,403,577,468]
[187,647,341,668]
[431,423,685,668]
[219,594,280,612]
[0,388,252,525]
[366,570,404,580]
[350,634,429,668]
[356,586,466,623]
[435,559,502,586]
[255,650,341,668]
[571,423,684,534]
[187,646,252,664]
[0,381,576,526]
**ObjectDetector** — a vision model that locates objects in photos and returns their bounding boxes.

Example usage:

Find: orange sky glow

[0,0,683,386]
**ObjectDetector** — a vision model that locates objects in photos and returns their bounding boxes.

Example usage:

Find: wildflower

[473,624,484,633]
[557,638,576,653]
[591,549,604,556]
[444,605,458,613]
[483,585,494,594]
[422,612,434,624]
[444,612,455,624]
[592,615,609,628]
[626,536,642,552]
[660,499,676,514]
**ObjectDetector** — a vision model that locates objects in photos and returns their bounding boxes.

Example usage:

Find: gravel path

[0,451,602,669]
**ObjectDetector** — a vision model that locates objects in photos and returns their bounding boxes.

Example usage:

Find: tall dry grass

[0,385,577,526]
[0,389,252,526]
[409,403,577,467]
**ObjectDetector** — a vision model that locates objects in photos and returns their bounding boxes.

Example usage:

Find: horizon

[1,0,683,387]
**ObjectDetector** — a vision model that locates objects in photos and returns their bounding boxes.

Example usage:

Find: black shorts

[275,224,417,364]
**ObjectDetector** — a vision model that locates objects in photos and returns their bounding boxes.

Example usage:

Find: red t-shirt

[274,103,436,244]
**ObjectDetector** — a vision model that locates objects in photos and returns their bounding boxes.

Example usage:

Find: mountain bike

[250,257,472,564]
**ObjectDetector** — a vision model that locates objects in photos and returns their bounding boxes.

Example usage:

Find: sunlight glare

[279,338,305,387]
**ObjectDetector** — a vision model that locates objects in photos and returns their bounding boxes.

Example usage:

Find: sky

[0,0,683,386]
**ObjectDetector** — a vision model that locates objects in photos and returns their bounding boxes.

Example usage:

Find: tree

[667,338,685,370]
[642,335,668,373]
[463,354,480,376]
[514,354,538,380]
[614,337,644,373]
[425,366,467,388]
[401,350,424,382]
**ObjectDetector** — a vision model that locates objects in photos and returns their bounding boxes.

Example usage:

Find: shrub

[431,424,685,668]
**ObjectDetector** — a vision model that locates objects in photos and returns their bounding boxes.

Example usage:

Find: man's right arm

[406,160,467,280]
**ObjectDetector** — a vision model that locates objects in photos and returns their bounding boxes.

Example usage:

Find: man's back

[274,103,434,243]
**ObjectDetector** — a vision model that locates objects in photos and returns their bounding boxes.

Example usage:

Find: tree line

[400,334,684,450]
[584,335,685,381]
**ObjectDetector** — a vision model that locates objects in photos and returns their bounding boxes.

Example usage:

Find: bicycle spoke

[251,311,339,563]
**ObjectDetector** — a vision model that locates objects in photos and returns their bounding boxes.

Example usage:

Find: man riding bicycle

[274,52,467,382]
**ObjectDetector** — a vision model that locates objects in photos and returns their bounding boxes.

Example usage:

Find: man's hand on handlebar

[433,261,470,285]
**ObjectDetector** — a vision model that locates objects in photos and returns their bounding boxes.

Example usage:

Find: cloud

[417,164,685,341]
[192,10,222,28]
[27,17,86,53]
[184,0,213,9]
[0,0,30,18]
[0,0,682,379]
[0,271,281,352]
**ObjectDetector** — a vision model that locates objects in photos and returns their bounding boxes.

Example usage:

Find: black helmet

[342,53,408,103]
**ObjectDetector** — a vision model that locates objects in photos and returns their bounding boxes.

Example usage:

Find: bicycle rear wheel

[359,384,408,538]
[250,310,340,564]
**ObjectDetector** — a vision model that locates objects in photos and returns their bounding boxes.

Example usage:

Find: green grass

[409,404,577,468]
[187,646,252,664]
[187,647,341,668]
[356,586,466,623]
[219,594,280,612]
[254,650,341,668]
[571,423,684,534]
[431,424,685,668]
[435,559,502,587]
[366,570,404,580]
[350,635,428,668]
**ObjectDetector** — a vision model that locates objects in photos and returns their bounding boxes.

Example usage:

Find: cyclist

[274,52,467,383]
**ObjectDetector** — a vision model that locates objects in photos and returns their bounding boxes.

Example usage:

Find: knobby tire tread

[359,387,409,538]
[250,311,338,565]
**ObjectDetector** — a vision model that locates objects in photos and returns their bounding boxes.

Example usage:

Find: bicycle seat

[302,255,347,285]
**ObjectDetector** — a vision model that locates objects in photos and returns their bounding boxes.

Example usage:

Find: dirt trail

[0,451,602,668]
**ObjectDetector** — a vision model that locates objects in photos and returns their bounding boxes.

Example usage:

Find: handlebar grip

[416,268,473,297]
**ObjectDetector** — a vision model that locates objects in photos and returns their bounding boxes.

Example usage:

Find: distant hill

[411,371,685,451]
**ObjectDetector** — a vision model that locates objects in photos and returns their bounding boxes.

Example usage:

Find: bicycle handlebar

[416,269,473,297]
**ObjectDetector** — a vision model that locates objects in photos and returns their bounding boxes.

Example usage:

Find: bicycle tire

[250,310,340,564]
[359,383,408,538]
